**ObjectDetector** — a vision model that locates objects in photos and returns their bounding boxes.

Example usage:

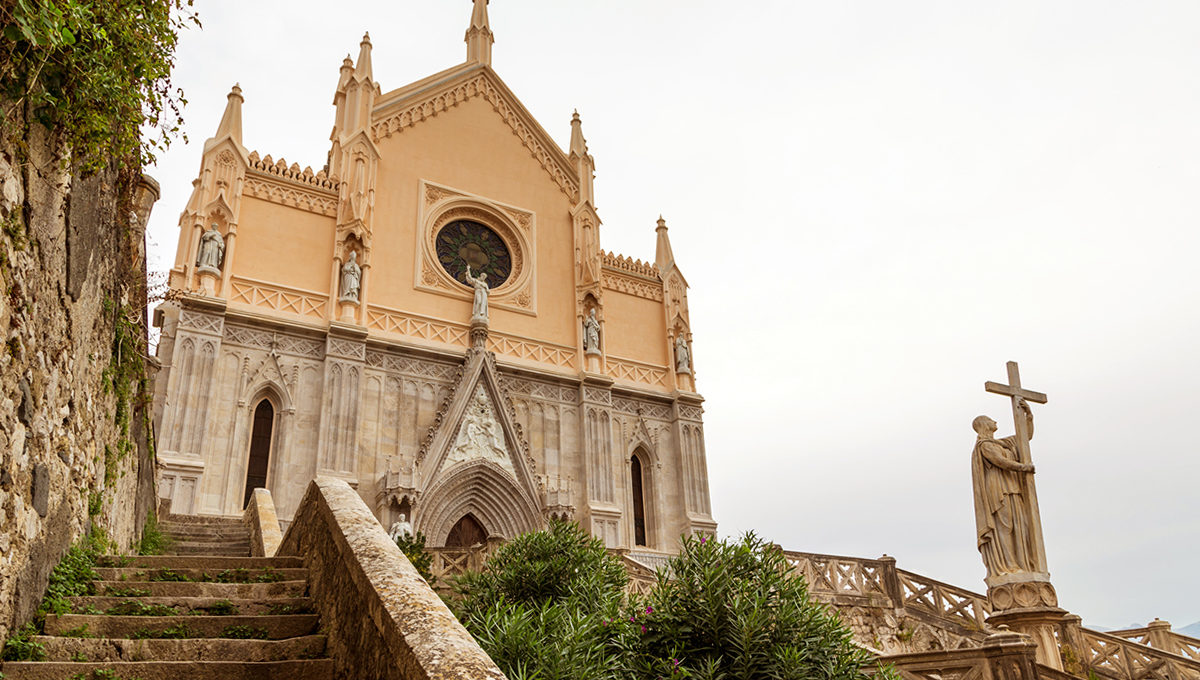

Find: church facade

[151,0,716,551]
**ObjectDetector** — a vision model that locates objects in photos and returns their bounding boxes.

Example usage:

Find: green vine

[0,0,200,171]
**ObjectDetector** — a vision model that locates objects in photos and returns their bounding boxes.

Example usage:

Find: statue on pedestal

[340,251,362,302]
[464,263,489,323]
[583,309,601,354]
[674,335,691,374]
[971,398,1037,577]
[389,513,413,542]
[196,223,225,271]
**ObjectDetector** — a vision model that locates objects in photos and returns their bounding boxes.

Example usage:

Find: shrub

[634,532,892,680]
[451,519,632,680]
[137,510,171,556]
[394,530,436,585]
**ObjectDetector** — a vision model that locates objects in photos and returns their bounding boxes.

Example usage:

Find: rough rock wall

[0,107,159,640]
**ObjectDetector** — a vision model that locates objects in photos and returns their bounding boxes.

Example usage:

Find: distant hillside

[1181,621,1200,638]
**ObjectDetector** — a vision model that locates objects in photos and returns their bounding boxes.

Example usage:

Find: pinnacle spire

[569,110,587,157]
[355,32,373,81]
[655,215,675,272]
[466,0,494,65]
[214,83,244,144]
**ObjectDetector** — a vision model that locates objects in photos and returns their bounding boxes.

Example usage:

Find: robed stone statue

[388,513,413,542]
[464,264,489,323]
[971,397,1038,578]
[340,251,362,301]
[196,224,225,271]
[583,309,601,353]
[674,335,691,373]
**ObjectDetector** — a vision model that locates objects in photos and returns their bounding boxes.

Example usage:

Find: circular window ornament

[435,220,513,287]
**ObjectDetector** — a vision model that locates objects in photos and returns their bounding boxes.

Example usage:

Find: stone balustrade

[242,487,283,557]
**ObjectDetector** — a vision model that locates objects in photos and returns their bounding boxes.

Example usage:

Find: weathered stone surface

[244,488,283,557]
[0,659,333,680]
[279,476,507,680]
[0,102,159,640]
[30,634,326,662]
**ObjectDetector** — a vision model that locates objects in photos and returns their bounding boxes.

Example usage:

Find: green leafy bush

[1,623,46,661]
[0,0,200,170]
[137,510,171,556]
[394,530,436,585]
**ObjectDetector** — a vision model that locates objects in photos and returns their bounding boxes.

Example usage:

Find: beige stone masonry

[279,476,506,679]
[243,487,283,557]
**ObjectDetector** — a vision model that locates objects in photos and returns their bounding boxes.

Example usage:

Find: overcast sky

[145,1,1199,630]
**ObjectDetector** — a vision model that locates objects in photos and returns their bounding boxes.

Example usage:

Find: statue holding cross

[971,361,1050,583]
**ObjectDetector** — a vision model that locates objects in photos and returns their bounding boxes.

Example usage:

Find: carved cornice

[243,175,337,217]
[372,70,579,202]
[602,270,664,302]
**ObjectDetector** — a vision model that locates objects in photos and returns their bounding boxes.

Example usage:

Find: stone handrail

[896,568,990,632]
[1105,624,1200,664]
[1064,625,1200,680]
[782,550,892,608]
[242,487,282,557]
[879,631,1041,680]
[279,477,506,680]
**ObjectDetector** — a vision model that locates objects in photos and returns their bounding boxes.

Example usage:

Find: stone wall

[0,105,159,640]
[279,477,505,680]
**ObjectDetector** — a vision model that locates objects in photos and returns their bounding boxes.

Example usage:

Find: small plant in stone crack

[105,600,179,616]
[1,623,47,661]
[146,569,191,582]
[198,599,239,616]
[104,587,151,598]
[131,623,195,640]
[220,625,270,640]
[207,568,284,584]
[266,602,311,616]
[71,651,89,662]
[62,624,95,638]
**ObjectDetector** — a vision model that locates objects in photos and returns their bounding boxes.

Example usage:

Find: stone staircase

[2,516,332,679]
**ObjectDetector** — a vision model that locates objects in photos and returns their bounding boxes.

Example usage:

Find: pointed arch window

[242,399,274,508]
[631,454,647,547]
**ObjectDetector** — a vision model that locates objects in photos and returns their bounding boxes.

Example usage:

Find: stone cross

[984,361,1047,466]
[983,360,1049,574]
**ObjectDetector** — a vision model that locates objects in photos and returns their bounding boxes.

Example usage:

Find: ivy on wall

[0,0,199,170]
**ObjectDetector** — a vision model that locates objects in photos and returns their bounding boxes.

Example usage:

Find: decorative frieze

[607,357,670,389]
[229,277,328,321]
[326,337,366,361]
[365,352,459,382]
[243,176,338,217]
[223,325,324,359]
[679,404,704,421]
[601,271,665,301]
[179,310,224,335]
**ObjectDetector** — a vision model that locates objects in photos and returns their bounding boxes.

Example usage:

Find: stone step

[30,634,327,662]
[160,527,251,540]
[44,614,320,640]
[0,659,333,679]
[68,596,314,617]
[171,543,253,557]
[94,580,308,599]
[160,518,244,530]
[94,566,307,583]
[96,556,300,570]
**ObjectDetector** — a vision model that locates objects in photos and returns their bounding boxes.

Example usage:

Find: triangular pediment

[417,347,540,499]
[371,65,580,202]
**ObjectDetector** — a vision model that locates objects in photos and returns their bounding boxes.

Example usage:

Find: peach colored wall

[371,97,577,347]
[232,196,335,294]
[602,289,668,366]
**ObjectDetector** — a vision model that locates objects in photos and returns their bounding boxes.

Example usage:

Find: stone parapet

[279,477,505,679]
[243,488,283,557]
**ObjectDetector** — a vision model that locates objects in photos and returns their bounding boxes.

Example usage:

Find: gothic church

[152,0,716,551]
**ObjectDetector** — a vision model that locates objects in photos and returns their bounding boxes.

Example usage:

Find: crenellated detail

[601,251,659,279]
[247,151,337,190]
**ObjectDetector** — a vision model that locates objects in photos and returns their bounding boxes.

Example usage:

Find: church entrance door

[631,455,647,546]
[242,399,274,508]
[445,513,488,547]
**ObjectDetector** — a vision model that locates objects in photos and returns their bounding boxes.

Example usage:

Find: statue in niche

[445,386,515,475]
[971,398,1038,577]
[340,251,362,301]
[674,334,691,374]
[464,263,489,322]
[196,223,225,271]
[583,308,601,354]
[388,513,413,542]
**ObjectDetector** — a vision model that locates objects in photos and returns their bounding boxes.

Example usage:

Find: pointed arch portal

[242,399,274,508]
[631,454,647,547]
[446,513,489,547]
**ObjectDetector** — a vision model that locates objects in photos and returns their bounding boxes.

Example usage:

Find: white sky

[145,1,1199,630]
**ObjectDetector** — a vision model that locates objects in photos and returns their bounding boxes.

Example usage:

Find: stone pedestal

[675,369,693,392]
[338,297,359,324]
[584,349,601,373]
[987,607,1066,670]
[470,319,488,349]
[196,266,220,296]
[986,574,1063,669]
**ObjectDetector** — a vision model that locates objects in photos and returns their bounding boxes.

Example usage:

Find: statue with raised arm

[340,251,362,301]
[674,334,691,374]
[196,223,225,271]
[464,263,489,322]
[971,397,1038,578]
[583,309,601,354]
